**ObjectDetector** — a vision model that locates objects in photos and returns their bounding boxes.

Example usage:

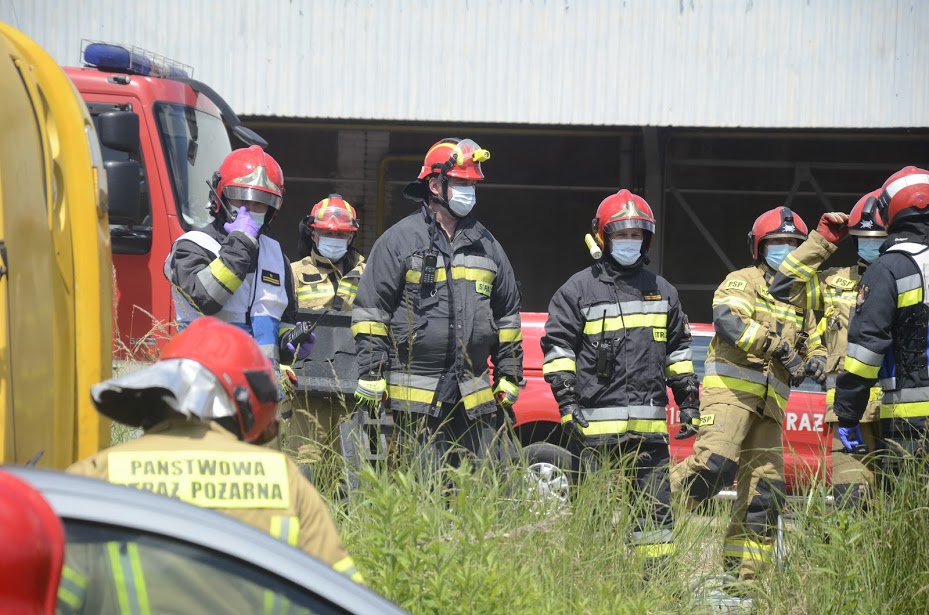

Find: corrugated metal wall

[3,0,926,127]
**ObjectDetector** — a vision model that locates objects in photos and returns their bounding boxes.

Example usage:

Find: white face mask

[610,239,643,266]
[447,185,477,217]
[316,236,348,261]
[248,211,266,227]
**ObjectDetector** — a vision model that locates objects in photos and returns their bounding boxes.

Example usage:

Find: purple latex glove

[223,206,260,238]
[286,331,316,361]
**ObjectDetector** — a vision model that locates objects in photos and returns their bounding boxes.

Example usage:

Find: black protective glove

[771,340,807,388]
[558,402,589,438]
[553,376,588,436]
[804,356,827,386]
[675,405,700,440]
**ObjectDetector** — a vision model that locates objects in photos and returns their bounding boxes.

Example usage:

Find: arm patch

[726,280,747,291]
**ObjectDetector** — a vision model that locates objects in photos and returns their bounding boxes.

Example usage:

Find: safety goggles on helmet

[418,138,490,182]
[309,195,359,232]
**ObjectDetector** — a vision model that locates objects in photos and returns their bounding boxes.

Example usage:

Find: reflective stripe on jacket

[164,222,297,363]
[771,231,880,423]
[835,240,929,426]
[292,249,366,311]
[352,207,523,418]
[541,259,697,442]
[705,263,824,422]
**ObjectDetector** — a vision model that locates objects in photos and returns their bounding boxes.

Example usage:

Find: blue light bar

[81,41,192,80]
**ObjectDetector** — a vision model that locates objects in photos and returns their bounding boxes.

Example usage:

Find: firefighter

[670,206,826,583]
[541,190,699,566]
[163,146,313,373]
[0,471,65,615]
[286,194,366,468]
[770,193,887,508]
[61,317,360,612]
[351,138,523,475]
[835,167,929,486]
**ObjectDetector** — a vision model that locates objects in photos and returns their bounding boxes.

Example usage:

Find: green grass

[302,444,929,615]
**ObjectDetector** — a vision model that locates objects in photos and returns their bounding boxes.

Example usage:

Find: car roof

[5,466,406,615]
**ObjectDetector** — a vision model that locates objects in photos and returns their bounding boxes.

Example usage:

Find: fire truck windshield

[154,102,231,229]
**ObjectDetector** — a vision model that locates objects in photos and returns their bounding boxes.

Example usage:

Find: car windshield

[153,102,231,230]
[690,335,823,393]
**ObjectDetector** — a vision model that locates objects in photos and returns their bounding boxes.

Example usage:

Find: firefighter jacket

[705,262,825,422]
[835,222,929,432]
[352,206,523,418]
[292,248,366,311]
[164,219,298,364]
[541,259,698,444]
[770,230,881,422]
[66,421,359,579]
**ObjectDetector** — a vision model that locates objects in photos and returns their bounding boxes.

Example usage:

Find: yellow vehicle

[0,23,139,468]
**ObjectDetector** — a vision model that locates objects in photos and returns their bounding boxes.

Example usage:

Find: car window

[690,335,824,393]
[59,521,347,615]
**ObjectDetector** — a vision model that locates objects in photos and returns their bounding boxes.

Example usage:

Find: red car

[512,314,829,494]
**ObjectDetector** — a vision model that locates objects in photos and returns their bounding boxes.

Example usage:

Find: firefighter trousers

[671,402,785,582]
[392,405,516,481]
[582,438,675,561]
[826,420,880,509]
[284,395,353,467]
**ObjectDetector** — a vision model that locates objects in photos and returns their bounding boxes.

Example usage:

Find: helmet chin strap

[429,175,467,218]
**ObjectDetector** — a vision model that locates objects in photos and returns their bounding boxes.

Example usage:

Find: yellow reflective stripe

[334,556,365,584]
[542,358,577,375]
[898,287,923,308]
[405,269,448,283]
[845,356,880,379]
[825,386,878,404]
[583,313,668,335]
[388,385,435,403]
[665,360,695,377]
[767,383,788,410]
[270,515,300,547]
[107,542,151,615]
[462,386,495,409]
[881,401,929,419]
[208,258,243,293]
[351,321,388,336]
[580,419,667,436]
[636,542,676,557]
[703,374,767,397]
[723,539,774,560]
[753,302,802,323]
[735,321,761,351]
[451,266,496,285]
[781,253,816,280]
[498,328,523,343]
[297,286,335,298]
[57,565,88,608]
[713,295,753,313]
[560,414,573,424]
[805,274,822,310]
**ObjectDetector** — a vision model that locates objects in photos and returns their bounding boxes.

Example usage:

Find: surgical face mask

[764,244,794,270]
[248,210,266,227]
[610,239,643,266]
[857,237,884,264]
[316,236,349,261]
[448,185,477,217]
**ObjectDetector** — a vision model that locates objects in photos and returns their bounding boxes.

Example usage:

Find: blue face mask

[857,237,884,264]
[764,244,794,270]
[610,239,643,266]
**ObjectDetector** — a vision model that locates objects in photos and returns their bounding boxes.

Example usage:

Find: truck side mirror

[97,111,140,153]
[231,124,268,148]
[105,160,142,223]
